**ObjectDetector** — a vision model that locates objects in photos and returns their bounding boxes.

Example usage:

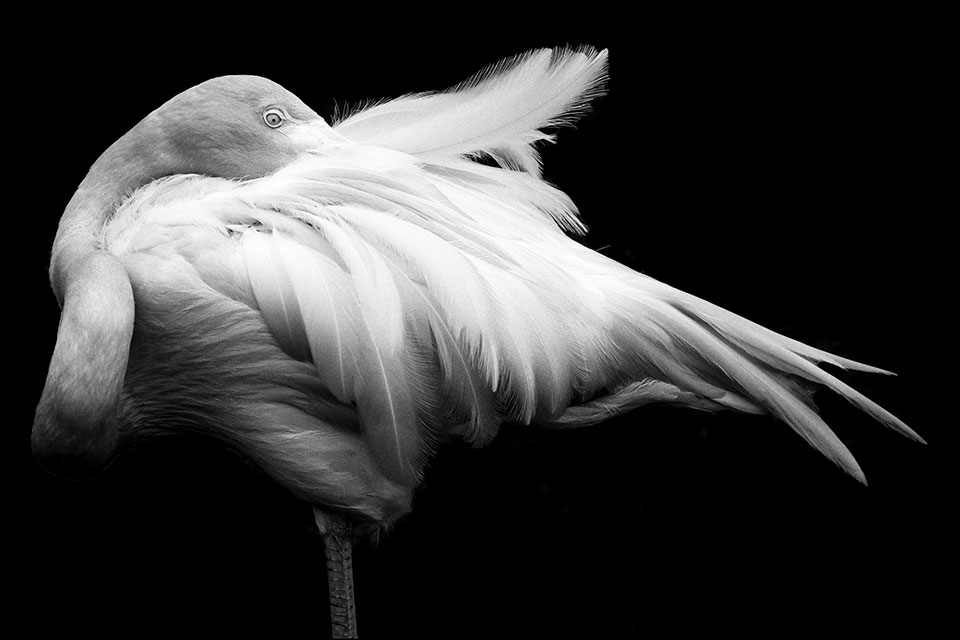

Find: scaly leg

[314,509,358,639]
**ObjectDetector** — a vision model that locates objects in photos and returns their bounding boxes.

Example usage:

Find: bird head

[33,75,339,479]
[51,75,340,299]
[118,75,339,191]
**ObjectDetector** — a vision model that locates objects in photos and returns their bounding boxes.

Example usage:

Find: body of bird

[32,48,923,626]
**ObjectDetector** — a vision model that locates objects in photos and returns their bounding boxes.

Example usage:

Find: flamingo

[31,47,924,637]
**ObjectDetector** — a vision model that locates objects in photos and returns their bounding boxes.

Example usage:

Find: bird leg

[314,509,358,639]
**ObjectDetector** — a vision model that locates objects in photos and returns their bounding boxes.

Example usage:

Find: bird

[31,46,923,637]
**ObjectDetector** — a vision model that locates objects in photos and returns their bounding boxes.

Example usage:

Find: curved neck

[51,121,175,304]
[33,132,153,478]
[33,249,135,478]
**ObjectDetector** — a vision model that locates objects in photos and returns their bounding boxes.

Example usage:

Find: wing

[106,145,598,485]
[106,142,920,489]
[105,46,919,488]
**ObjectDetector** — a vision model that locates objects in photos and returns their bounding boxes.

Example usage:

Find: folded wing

[106,47,919,488]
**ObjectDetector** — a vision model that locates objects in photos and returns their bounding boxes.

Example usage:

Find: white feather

[103,48,919,489]
[240,229,311,361]
[273,238,363,403]
[334,47,608,175]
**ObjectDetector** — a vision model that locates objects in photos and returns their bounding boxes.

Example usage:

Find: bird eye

[262,108,287,128]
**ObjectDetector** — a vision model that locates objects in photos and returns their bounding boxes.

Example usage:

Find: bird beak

[285,118,347,155]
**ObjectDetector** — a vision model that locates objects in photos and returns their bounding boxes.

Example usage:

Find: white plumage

[36,46,921,530]
[334,46,608,175]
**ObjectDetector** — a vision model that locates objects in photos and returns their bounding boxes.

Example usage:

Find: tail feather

[645,293,866,480]
[662,287,924,444]
[550,268,918,483]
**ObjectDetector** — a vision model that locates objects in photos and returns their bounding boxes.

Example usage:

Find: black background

[13,11,953,638]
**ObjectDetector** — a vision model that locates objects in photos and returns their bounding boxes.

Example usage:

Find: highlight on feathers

[86,45,920,499]
[334,46,609,175]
